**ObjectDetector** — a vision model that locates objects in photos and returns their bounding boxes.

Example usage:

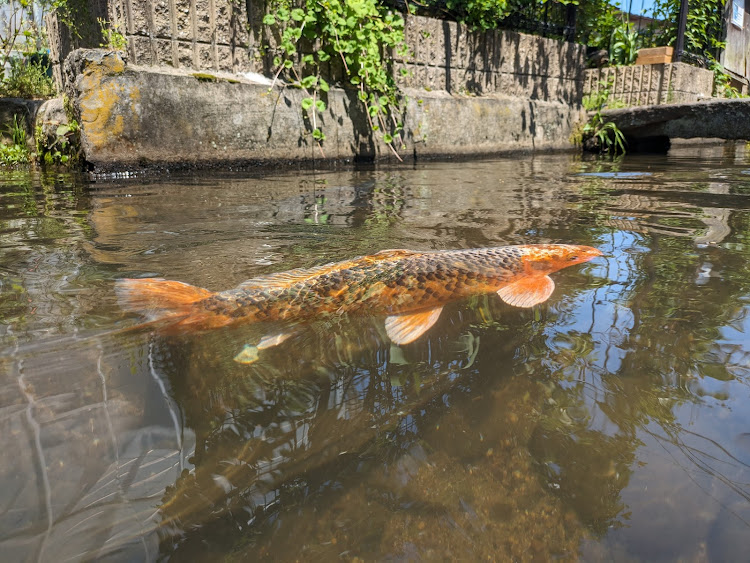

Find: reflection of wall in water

[87,161,582,287]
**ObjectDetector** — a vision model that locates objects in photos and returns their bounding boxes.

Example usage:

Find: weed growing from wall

[98,18,127,51]
[578,82,626,155]
[263,0,408,157]
[36,120,81,165]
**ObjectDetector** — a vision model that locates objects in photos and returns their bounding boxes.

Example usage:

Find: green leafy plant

[263,0,408,156]
[445,0,511,31]
[710,60,743,98]
[0,115,31,166]
[36,119,81,165]
[0,57,55,98]
[0,0,61,98]
[609,18,640,66]
[98,18,128,51]
[649,0,726,58]
[579,83,626,155]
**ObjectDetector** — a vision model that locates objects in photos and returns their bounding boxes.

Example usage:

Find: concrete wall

[584,63,714,107]
[62,49,584,171]
[46,1,587,171]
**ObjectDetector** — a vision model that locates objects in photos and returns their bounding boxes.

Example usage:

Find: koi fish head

[518,244,603,275]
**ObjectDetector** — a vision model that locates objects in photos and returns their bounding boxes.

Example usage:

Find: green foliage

[644,1,738,98]
[36,119,81,165]
[444,0,510,31]
[575,1,622,50]
[98,18,127,51]
[608,18,640,66]
[0,0,60,99]
[648,0,726,58]
[710,60,743,99]
[0,115,30,166]
[579,83,626,155]
[0,57,55,98]
[265,0,407,155]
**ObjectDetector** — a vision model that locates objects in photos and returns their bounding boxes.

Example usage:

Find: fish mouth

[574,246,605,263]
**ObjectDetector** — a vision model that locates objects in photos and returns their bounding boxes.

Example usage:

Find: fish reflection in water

[116,245,602,360]
[151,299,558,558]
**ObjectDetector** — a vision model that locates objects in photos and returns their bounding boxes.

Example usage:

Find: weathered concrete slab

[603,98,750,141]
[63,49,585,172]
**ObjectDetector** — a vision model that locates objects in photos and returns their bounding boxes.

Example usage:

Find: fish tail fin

[115,278,214,326]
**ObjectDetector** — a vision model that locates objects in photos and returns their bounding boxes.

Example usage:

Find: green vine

[262,0,408,157]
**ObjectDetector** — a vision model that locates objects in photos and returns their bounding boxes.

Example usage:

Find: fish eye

[569,255,579,261]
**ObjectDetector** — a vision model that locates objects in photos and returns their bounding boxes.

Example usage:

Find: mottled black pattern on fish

[115,244,602,335]
[201,247,527,322]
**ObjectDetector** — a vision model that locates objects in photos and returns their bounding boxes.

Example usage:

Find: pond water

[3,145,750,561]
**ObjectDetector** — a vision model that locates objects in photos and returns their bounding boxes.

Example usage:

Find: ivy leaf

[383,133,393,143]
[300,75,318,89]
[319,77,330,92]
[312,128,326,141]
[291,8,305,21]
[262,14,276,25]
[315,100,326,112]
[301,97,314,111]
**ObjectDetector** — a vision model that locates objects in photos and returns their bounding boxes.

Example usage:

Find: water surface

[2,146,750,561]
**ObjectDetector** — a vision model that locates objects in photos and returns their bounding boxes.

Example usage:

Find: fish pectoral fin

[497,275,555,308]
[385,307,444,345]
[257,331,296,350]
[234,344,260,364]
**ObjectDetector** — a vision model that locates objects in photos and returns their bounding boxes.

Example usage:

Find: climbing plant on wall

[263,0,408,157]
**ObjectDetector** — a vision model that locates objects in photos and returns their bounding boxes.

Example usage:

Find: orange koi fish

[116,245,601,345]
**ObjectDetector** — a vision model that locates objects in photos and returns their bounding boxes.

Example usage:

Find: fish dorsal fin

[238,250,420,291]
[385,306,443,345]
[373,249,420,259]
[237,262,341,290]
[497,275,555,308]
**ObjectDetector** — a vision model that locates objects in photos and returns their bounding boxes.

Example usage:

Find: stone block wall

[584,63,714,107]
[395,16,585,104]
[108,0,258,71]
[47,1,586,104]
[47,0,263,86]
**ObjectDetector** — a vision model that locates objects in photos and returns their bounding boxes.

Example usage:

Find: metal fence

[383,0,577,42]
[500,0,577,42]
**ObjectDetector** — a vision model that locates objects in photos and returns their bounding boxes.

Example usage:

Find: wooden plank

[635,46,674,66]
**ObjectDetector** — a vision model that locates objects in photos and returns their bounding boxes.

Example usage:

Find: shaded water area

[3,146,750,561]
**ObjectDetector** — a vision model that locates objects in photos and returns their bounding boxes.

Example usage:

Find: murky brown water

[3,146,750,561]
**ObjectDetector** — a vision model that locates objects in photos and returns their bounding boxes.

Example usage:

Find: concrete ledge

[64,49,584,172]
[603,98,750,141]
